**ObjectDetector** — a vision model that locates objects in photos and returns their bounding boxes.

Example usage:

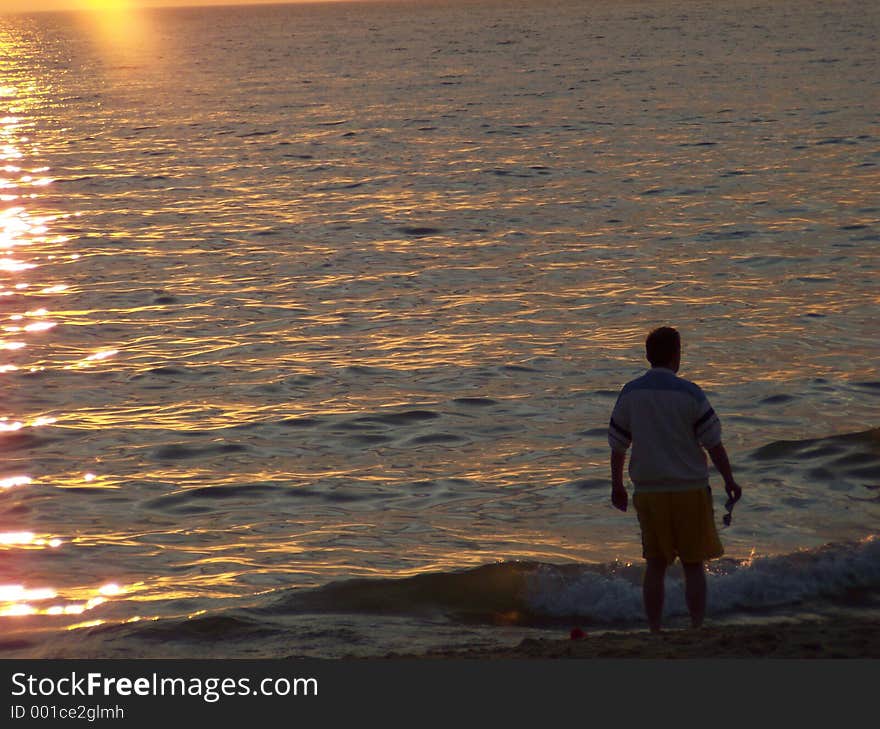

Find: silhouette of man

[608,327,742,632]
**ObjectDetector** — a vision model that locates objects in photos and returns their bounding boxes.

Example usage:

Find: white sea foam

[525,537,880,621]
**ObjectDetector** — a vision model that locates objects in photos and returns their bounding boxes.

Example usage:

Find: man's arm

[707,442,742,502]
[610,450,628,512]
[608,391,631,512]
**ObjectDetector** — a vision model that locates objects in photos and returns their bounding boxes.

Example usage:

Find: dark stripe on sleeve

[693,407,716,430]
[610,418,632,440]
[696,418,719,440]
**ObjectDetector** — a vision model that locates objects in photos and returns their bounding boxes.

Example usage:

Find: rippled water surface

[1,0,878,657]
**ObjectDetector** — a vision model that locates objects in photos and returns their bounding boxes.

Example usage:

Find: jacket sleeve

[608,393,632,452]
[693,395,722,449]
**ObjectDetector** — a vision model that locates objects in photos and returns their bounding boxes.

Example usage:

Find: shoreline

[383,617,880,659]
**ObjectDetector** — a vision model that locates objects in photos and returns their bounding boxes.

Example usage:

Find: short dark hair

[645,327,680,367]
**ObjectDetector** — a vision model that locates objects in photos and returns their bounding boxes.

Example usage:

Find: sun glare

[76,0,138,9]
[71,0,158,62]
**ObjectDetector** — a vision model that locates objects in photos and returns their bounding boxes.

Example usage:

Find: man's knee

[682,562,706,590]
[645,558,668,575]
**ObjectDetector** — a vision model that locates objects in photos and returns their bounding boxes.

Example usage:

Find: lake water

[0,0,878,658]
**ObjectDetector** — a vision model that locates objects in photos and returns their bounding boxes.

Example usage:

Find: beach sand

[386,617,880,659]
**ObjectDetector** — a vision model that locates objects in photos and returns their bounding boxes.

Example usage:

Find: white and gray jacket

[608,367,722,492]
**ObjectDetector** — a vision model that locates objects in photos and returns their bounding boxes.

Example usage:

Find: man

[608,327,742,632]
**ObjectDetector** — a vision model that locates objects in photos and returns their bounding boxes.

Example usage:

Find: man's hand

[610,450,628,512]
[612,483,628,512]
[724,479,742,504]
[707,443,742,504]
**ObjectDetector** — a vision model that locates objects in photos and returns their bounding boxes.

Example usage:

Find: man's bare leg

[643,558,667,633]
[682,561,707,629]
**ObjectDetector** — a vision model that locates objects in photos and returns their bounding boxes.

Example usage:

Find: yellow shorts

[633,487,724,565]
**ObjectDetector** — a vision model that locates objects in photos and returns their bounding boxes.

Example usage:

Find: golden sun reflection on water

[0,577,127,621]
[68,0,159,69]
[0,58,106,630]
[0,475,32,490]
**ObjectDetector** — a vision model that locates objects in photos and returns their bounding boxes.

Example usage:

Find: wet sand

[387,617,880,659]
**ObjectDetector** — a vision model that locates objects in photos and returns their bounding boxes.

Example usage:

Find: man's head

[645,327,681,371]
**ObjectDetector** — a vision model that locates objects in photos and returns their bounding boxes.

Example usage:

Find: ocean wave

[249,537,880,627]
[528,536,880,623]
[59,538,880,656]
[743,427,880,493]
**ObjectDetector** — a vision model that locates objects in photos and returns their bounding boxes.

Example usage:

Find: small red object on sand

[570,627,586,640]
